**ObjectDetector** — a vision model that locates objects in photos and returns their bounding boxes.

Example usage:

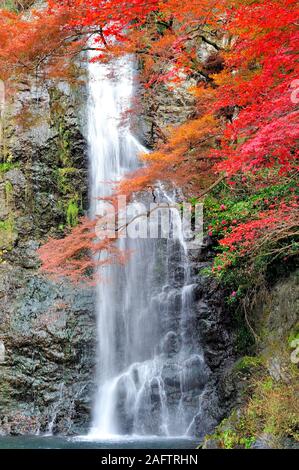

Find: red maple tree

[0,0,297,280]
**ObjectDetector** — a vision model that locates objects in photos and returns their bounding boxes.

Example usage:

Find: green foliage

[66,199,79,227]
[0,217,14,232]
[49,88,72,166]
[234,355,264,372]
[48,88,85,232]
[198,266,213,277]
[208,417,256,449]
[0,0,33,12]
[0,0,18,11]
[201,178,299,306]
[55,167,78,195]
[221,430,255,450]
[235,321,255,354]
[288,323,299,346]
[0,162,19,173]
[0,216,16,251]
[58,126,71,166]
[204,181,295,238]
[55,167,83,228]
[242,436,256,449]
[4,180,13,204]
[207,364,298,448]
[221,429,239,449]
[244,375,299,442]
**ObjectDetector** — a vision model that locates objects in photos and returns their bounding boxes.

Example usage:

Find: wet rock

[182,355,210,392]
[0,75,95,436]
[267,356,290,382]
[12,240,40,269]
[162,363,181,389]
[161,331,181,356]
[5,169,26,190]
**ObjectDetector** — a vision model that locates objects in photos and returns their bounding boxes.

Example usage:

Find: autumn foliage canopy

[0,0,298,285]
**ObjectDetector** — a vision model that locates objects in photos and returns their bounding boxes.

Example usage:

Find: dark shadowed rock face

[0,272,96,435]
[0,78,96,436]
[182,244,236,437]
[202,271,299,449]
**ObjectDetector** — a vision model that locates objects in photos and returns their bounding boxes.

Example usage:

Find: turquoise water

[0,435,198,449]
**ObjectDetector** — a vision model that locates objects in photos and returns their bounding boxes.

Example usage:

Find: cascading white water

[87,54,210,438]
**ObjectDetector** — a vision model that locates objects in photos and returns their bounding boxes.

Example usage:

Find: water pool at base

[0,435,198,449]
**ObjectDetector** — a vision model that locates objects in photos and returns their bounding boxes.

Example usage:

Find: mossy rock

[234,355,264,373]
[0,217,17,250]
[66,199,79,227]
[203,413,256,449]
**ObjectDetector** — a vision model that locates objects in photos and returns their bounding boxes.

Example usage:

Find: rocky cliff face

[202,270,299,449]
[0,78,96,435]
[0,32,281,441]
[186,244,236,437]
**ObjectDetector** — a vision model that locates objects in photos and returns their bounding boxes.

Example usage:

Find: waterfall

[87,54,210,438]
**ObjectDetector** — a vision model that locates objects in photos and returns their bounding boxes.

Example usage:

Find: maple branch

[196,176,225,199]
[116,203,178,235]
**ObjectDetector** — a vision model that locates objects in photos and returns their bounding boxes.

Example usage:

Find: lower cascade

[87,55,210,438]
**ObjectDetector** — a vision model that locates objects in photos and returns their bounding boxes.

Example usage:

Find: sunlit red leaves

[0,6,83,82]
[38,217,128,283]
[2,0,298,280]
[219,197,299,260]
[210,0,299,175]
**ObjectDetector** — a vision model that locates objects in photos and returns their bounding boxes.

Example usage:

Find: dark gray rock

[161,331,181,356]
[250,434,275,449]
[0,75,95,436]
